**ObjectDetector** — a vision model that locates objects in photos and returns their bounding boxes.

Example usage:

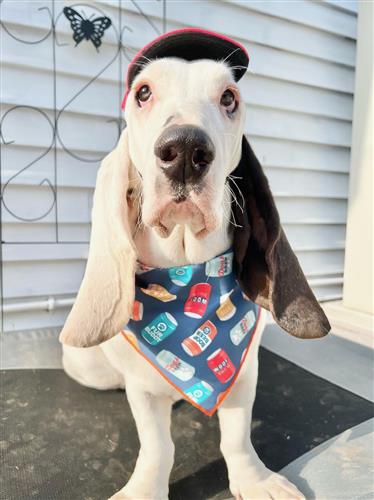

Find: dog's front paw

[231,472,305,500]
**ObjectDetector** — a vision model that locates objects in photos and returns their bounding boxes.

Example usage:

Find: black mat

[2,348,373,500]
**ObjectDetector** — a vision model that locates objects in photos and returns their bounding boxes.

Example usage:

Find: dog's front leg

[110,384,174,500]
[218,353,305,499]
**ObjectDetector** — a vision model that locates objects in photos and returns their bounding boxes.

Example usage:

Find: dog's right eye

[136,85,152,106]
[220,89,238,115]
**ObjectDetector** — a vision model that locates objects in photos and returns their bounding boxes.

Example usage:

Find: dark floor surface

[2,348,374,500]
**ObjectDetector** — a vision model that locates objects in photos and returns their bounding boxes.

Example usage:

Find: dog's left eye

[136,84,152,106]
[220,89,237,114]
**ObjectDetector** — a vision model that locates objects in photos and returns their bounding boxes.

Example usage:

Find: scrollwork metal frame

[0,0,166,331]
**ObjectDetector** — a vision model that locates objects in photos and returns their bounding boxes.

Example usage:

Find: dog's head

[124,57,245,240]
[60,31,330,348]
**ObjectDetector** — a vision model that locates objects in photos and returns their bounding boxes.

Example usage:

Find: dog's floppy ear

[60,129,137,347]
[231,136,330,339]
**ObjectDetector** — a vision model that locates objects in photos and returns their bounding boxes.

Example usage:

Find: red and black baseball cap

[122,28,249,108]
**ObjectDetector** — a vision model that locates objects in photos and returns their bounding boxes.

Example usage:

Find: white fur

[62,59,305,499]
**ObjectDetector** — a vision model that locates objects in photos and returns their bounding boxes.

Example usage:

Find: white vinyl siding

[1,0,357,332]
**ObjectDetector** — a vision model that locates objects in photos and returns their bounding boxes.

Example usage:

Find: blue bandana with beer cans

[123,248,261,415]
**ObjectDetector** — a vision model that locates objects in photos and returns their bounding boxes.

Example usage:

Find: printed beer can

[230,310,256,345]
[131,300,143,321]
[207,348,236,383]
[156,350,195,381]
[141,312,178,345]
[181,320,217,356]
[185,381,214,404]
[205,251,233,278]
[184,283,212,318]
[168,265,193,286]
[216,293,236,321]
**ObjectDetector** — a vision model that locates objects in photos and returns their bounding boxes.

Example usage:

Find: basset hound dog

[60,28,330,500]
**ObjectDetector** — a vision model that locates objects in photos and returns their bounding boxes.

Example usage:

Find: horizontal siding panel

[3,223,90,243]
[245,107,352,147]
[323,1,358,15]
[241,74,353,121]
[2,168,97,190]
[228,0,357,39]
[4,307,69,333]
[3,260,85,299]
[164,1,356,66]
[2,244,88,262]
[296,248,344,276]
[276,198,347,224]
[1,45,121,85]
[284,224,346,250]
[249,43,354,94]
[265,167,348,199]
[1,134,101,199]
[1,185,92,224]
[1,104,118,154]
[2,64,122,119]
[308,285,343,302]
[250,136,350,173]
[2,27,122,78]
[1,141,107,160]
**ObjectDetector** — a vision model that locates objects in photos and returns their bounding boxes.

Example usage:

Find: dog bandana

[122,249,261,416]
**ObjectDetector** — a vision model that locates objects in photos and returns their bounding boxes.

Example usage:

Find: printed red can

[184,283,212,319]
[207,348,236,383]
[131,300,143,321]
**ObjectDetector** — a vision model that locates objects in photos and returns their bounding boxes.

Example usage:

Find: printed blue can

[185,380,214,404]
[205,251,233,278]
[168,265,193,286]
[141,312,178,345]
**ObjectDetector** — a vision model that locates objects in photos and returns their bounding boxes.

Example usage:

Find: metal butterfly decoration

[63,7,112,51]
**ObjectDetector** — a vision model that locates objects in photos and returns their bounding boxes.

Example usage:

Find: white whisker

[137,54,152,64]
[227,175,245,213]
[130,61,149,69]
[222,183,243,229]
[221,46,242,64]
[229,65,247,71]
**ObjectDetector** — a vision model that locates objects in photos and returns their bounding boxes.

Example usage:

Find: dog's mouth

[146,191,217,239]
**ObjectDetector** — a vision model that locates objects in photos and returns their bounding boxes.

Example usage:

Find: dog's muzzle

[154,125,215,186]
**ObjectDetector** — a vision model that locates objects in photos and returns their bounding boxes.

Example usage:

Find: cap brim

[122,28,249,108]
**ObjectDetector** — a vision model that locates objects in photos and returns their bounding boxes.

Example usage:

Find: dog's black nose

[154,125,215,185]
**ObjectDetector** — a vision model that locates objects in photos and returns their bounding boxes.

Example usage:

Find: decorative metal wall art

[63,6,112,50]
